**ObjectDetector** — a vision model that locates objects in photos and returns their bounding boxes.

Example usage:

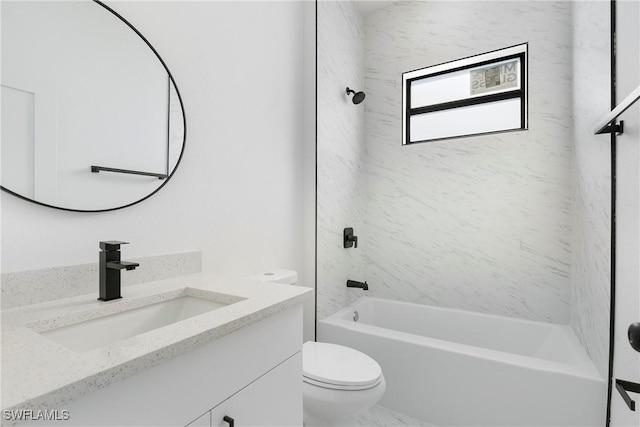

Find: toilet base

[302,376,385,427]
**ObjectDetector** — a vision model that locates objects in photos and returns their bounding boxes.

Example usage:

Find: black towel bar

[91,165,167,179]
[615,379,640,411]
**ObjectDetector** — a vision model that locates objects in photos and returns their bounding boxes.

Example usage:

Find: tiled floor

[356,405,436,427]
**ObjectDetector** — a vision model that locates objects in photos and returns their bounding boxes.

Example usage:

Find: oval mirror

[1,0,186,212]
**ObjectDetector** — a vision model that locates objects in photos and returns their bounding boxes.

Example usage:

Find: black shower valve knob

[343,227,358,248]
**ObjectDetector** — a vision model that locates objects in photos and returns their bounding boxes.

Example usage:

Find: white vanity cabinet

[20,305,304,427]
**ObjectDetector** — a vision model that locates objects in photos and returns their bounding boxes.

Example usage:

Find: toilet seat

[303,341,383,391]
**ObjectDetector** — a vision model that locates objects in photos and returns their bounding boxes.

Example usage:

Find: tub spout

[346,279,368,290]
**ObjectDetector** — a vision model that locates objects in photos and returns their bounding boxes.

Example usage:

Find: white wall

[1,1,313,288]
[570,0,611,379]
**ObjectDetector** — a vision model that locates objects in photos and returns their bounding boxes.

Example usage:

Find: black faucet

[346,279,368,290]
[99,241,139,301]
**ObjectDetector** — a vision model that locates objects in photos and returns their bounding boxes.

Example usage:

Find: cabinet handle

[223,415,235,427]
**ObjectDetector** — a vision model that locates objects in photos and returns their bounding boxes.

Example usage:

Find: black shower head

[346,87,366,104]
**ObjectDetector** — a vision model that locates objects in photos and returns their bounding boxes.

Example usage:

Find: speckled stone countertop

[1,274,311,414]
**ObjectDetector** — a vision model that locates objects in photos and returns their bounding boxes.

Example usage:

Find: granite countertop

[1,274,311,414]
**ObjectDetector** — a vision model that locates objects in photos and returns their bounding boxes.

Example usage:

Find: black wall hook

[595,120,624,135]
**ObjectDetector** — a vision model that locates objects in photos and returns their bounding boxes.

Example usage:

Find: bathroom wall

[364,1,574,323]
[316,0,367,318]
[1,2,314,292]
[570,1,611,379]
[317,1,574,323]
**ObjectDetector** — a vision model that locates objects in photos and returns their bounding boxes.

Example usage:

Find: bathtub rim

[319,296,603,382]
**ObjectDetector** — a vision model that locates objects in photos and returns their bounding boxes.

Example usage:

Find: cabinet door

[210,353,302,427]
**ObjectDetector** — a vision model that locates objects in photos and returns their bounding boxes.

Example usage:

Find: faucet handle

[343,228,359,249]
[107,261,140,271]
[99,241,130,251]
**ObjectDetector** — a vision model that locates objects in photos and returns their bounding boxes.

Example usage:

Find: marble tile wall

[318,1,576,324]
[316,1,368,319]
[570,1,611,378]
[361,1,574,323]
[1,251,202,309]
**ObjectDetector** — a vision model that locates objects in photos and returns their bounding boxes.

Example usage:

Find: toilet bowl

[302,341,386,426]
[244,270,386,426]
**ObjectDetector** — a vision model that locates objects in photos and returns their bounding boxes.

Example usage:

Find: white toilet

[302,341,386,426]
[245,270,386,426]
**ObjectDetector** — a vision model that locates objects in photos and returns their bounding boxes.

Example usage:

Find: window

[402,43,527,145]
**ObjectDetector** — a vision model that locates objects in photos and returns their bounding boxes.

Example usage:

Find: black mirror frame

[0,0,187,213]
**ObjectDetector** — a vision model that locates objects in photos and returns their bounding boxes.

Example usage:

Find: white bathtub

[318,297,606,426]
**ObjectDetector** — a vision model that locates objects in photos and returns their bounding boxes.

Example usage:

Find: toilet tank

[244,269,298,285]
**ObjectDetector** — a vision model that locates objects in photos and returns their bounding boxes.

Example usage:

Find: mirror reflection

[1,0,185,212]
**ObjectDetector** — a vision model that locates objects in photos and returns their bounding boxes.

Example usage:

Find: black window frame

[402,43,528,145]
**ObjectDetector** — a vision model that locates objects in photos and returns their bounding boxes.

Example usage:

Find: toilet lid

[303,341,382,390]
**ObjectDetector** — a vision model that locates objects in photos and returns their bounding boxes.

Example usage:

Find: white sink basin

[37,290,242,352]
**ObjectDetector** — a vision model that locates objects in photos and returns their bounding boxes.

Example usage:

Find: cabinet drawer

[210,352,302,427]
